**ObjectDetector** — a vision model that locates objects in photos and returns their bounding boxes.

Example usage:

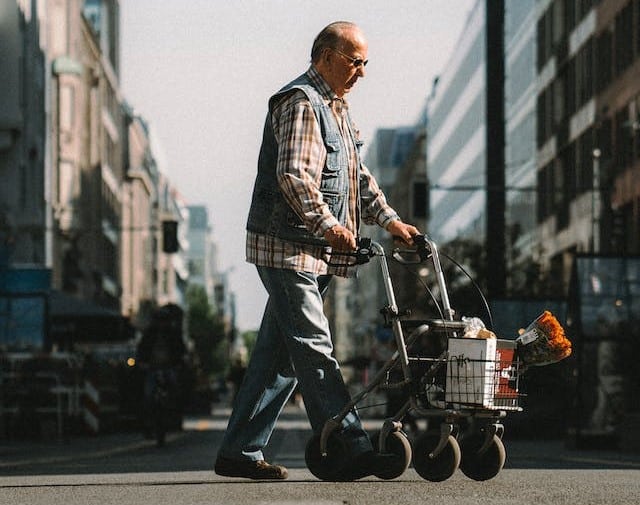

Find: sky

[119,0,476,331]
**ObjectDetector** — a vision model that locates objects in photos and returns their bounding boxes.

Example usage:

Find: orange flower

[535,311,572,360]
[516,311,573,366]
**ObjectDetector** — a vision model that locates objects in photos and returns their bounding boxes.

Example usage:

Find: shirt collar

[306,65,345,106]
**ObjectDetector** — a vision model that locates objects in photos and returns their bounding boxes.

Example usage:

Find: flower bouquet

[516,311,572,366]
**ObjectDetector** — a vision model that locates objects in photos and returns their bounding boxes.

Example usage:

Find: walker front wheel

[412,432,461,482]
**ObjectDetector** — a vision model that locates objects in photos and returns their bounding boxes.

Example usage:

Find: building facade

[0,1,47,269]
[1,0,203,348]
[186,204,232,317]
[504,0,539,293]
[426,2,487,244]
[0,0,127,311]
[186,205,210,294]
[153,177,189,308]
[426,0,507,298]
[120,109,155,325]
[535,0,640,287]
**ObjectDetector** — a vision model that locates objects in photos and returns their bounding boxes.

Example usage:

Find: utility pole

[485,0,506,299]
[591,148,601,253]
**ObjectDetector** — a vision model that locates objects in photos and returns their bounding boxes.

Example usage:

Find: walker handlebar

[326,234,432,267]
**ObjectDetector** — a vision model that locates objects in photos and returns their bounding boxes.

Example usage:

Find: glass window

[574,256,640,339]
[0,295,46,351]
[596,28,613,93]
[573,40,594,108]
[507,44,536,103]
[564,0,577,32]
[553,70,567,124]
[614,107,632,174]
[412,182,428,219]
[506,0,536,35]
[576,128,594,194]
[614,2,633,76]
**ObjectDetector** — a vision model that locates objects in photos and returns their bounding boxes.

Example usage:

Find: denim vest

[246,73,361,246]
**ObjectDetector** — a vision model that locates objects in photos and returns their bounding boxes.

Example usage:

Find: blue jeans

[217,266,372,462]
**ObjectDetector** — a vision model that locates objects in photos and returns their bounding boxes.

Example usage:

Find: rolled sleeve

[359,164,400,228]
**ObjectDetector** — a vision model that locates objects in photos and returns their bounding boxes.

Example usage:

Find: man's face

[320,28,368,98]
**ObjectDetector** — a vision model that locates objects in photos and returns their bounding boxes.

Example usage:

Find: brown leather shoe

[214,456,289,480]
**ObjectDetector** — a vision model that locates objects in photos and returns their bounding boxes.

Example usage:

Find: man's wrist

[318,218,341,238]
[381,215,401,230]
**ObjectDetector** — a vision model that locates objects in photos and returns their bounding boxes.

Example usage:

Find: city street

[1,403,640,505]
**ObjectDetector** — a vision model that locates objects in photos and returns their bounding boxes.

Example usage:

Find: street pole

[592,148,601,254]
[485,0,506,299]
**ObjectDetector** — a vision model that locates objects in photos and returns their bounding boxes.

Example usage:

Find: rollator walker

[305,235,523,482]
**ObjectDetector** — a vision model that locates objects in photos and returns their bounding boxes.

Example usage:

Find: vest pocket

[324,135,342,173]
[321,190,346,225]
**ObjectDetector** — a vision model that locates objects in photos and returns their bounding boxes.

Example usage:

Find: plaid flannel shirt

[246,66,399,277]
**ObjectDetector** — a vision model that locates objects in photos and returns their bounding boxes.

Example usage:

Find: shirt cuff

[313,215,341,238]
[379,211,400,230]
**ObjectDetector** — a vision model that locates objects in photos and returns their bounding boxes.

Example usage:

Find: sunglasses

[332,48,368,68]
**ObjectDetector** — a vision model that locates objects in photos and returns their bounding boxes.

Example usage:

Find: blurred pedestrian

[136,305,187,436]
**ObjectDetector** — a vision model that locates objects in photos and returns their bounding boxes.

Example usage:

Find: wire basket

[444,356,522,410]
[443,338,523,411]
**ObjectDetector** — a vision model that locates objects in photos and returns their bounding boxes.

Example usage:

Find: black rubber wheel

[371,430,412,480]
[459,433,506,481]
[305,433,351,481]
[412,432,461,482]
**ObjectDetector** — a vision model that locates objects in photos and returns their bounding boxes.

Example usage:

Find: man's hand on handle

[325,220,419,252]
[386,220,420,246]
[324,224,357,251]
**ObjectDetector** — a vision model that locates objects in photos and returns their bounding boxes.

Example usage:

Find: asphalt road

[1,404,639,505]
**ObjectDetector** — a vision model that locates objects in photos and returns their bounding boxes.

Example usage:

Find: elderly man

[215,21,419,481]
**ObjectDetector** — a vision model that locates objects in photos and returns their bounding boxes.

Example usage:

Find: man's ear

[321,47,333,66]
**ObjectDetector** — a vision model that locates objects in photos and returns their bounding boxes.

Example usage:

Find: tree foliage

[186,284,226,375]
[242,330,258,357]
[439,238,489,321]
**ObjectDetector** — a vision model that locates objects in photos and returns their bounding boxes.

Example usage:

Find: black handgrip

[326,237,374,267]
[413,234,430,261]
[391,234,431,264]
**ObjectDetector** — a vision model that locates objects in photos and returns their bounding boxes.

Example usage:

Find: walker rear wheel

[412,432,461,482]
[305,433,350,481]
[459,433,505,481]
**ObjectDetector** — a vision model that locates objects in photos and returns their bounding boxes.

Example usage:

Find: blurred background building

[327,0,640,447]
[0,0,234,438]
